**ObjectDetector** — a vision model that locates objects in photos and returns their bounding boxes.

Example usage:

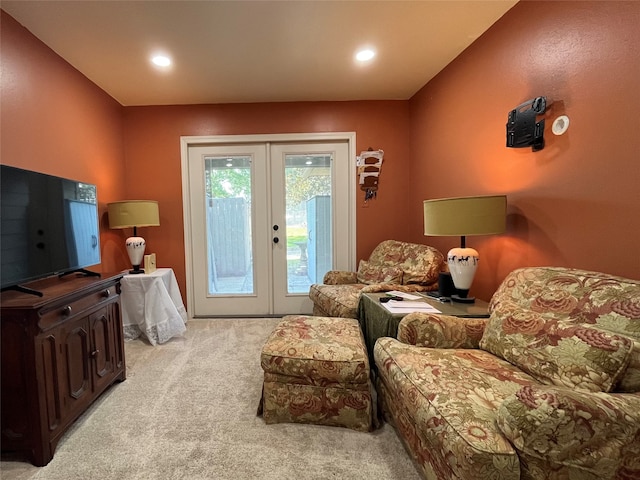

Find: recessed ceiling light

[355,49,376,62]
[151,55,171,67]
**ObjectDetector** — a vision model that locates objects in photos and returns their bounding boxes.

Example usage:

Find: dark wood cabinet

[1,273,125,466]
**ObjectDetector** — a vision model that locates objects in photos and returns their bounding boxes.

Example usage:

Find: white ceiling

[1,1,517,106]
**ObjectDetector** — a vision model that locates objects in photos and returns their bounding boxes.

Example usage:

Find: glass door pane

[204,156,253,295]
[284,154,332,293]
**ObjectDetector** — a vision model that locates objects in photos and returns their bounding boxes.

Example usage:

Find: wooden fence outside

[206,197,251,281]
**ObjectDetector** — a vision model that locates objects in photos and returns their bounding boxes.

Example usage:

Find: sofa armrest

[497,385,640,477]
[322,270,358,285]
[397,313,487,348]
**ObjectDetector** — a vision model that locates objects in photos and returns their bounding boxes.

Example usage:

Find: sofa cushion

[496,384,640,479]
[484,267,640,393]
[481,306,633,393]
[490,267,640,341]
[374,337,536,480]
[618,341,640,392]
[399,241,444,286]
[588,290,640,392]
[367,239,406,265]
[356,260,403,285]
[366,239,444,286]
[261,315,370,385]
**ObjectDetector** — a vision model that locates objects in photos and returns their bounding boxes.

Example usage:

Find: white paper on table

[385,291,423,300]
[381,300,441,314]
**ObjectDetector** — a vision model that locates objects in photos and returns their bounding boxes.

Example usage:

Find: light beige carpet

[1,318,421,480]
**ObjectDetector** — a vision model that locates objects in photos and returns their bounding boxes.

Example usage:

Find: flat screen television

[1,165,101,292]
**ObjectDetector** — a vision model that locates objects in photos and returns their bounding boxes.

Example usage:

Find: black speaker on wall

[506,96,547,152]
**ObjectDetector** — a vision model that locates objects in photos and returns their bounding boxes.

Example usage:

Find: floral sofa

[374,266,640,480]
[309,239,446,318]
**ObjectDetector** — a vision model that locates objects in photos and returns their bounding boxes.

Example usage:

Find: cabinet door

[89,306,115,394]
[60,318,92,420]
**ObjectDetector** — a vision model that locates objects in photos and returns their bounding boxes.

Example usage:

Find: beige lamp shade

[107,200,160,229]
[423,195,506,237]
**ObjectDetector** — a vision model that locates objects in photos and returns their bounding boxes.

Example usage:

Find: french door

[181,133,355,317]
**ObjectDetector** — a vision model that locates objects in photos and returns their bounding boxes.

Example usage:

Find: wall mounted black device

[506,96,547,152]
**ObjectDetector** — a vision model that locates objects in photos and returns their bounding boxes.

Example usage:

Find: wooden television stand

[1,272,126,466]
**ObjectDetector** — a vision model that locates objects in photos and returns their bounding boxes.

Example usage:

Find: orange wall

[3,1,639,305]
[122,103,412,295]
[0,11,127,274]
[408,0,640,301]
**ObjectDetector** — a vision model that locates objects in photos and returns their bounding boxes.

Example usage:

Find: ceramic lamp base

[125,236,146,274]
[447,246,479,303]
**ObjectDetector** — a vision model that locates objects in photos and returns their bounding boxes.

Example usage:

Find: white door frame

[180,132,357,318]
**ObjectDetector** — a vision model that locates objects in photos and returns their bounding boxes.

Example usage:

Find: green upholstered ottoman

[259,315,373,432]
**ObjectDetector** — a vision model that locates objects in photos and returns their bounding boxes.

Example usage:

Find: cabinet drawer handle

[103,289,111,297]
[62,305,72,316]
[90,349,100,358]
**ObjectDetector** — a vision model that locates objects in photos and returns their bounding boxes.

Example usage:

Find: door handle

[273,237,279,244]
[273,225,279,231]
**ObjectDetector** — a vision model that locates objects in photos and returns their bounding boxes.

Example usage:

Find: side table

[357,293,490,359]
[120,268,188,345]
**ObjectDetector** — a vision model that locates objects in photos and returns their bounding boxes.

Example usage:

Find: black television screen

[1,165,101,289]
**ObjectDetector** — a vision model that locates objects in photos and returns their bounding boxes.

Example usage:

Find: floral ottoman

[259,315,373,432]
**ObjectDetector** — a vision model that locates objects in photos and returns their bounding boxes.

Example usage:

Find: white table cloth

[120,268,188,345]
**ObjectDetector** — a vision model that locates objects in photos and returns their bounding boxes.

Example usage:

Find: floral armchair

[309,239,446,318]
[374,266,640,480]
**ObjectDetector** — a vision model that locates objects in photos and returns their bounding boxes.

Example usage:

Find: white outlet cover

[552,115,570,135]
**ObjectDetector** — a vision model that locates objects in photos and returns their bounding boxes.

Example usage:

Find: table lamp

[107,200,160,274]
[423,195,506,303]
